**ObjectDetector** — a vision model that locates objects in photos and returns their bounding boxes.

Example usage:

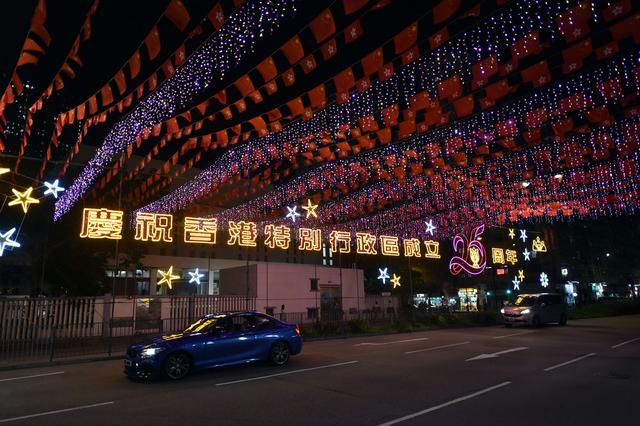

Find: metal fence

[0,295,255,367]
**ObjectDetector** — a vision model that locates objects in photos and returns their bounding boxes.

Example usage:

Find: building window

[322,243,334,266]
[265,306,275,316]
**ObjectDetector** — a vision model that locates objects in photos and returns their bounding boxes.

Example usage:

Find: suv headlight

[140,346,165,358]
[521,309,530,315]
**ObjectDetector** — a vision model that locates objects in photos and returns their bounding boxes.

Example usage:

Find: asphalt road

[0,315,639,426]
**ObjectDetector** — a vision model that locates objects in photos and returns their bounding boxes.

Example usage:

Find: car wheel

[532,316,541,327]
[269,341,290,366]
[164,352,191,380]
[559,314,567,326]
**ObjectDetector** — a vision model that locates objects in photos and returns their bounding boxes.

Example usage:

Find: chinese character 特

[80,208,123,240]
[135,212,173,242]
[264,224,291,250]
[184,217,217,245]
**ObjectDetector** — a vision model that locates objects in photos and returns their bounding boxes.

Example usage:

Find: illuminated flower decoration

[449,224,487,276]
[540,272,549,288]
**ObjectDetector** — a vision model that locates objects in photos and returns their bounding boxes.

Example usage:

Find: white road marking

[611,337,640,349]
[215,361,359,386]
[353,337,429,346]
[0,371,65,383]
[543,353,596,372]
[492,330,536,339]
[405,341,471,355]
[0,402,114,423]
[466,347,528,361]
[376,381,512,426]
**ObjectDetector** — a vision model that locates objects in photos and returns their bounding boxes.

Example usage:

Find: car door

[244,314,278,359]
[537,295,550,323]
[198,315,251,367]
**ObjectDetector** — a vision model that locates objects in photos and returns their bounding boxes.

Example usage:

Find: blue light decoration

[424,219,436,236]
[43,179,65,199]
[519,229,528,243]
[449,224,487,276]
[377,267,390,285]
[0,228,21,256]
[54,0,299,220]
[188,268,205,285]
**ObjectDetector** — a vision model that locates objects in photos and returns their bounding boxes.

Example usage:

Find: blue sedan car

[124,311,303,380]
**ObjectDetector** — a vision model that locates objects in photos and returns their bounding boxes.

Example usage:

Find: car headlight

[500,308,505,314]
[140,346,165,358]
[521,309,530,315]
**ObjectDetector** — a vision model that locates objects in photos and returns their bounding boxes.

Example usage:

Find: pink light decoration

[449,224,487,276]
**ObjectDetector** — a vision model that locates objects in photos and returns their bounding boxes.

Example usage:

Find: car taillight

[294,325,301,336]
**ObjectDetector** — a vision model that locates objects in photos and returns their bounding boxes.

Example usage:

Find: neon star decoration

[391,273,401,288]
[424,219,436,236]
[377,268,390,285]
[285,206,301,222]
[43,180,65,199]
[512,277,520,291]
[188,268,205,285]
[522,248,531,261]
[301,199,318,218]
[519,229,528,242]
[0,228,21,256]
[539,272,549,288]
[518,270,525,281]
[8,187,40,213]
[158,266,180,289]
[508,228,515,239]
[449,224,487,276]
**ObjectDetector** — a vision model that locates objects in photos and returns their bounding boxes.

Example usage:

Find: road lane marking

[353,337,429,346]
[543,353,596,372]
[0,371,65,383]
[405,341,471,355]
[215,361,358,386]
[376,381,511,426]
[0,402,114,423]
[492,331,535,339]
[466,347,528,361]
[612,337,640,349]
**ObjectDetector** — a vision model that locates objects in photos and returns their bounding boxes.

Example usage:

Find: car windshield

[513,296,537,307]
[182,316,221,334]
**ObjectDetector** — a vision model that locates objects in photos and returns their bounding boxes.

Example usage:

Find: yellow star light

[8,187,40,213]
[518,269,525,281]
[508,228,515,239]
[301,198,318,218]
[0,167,10,176]
[391,273,401,288]
[157,266,180,289]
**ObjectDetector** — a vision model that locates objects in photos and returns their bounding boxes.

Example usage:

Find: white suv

[501,293,567,327]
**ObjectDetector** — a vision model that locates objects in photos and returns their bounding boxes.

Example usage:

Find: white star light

[424,219,436,236]
[377,268,390,285]
[285,206,301,222]
[540,272,549,288]
[523,248,531,261]
[44,179,65,199]
[512,277,520,291]
[519,229,528,242]
[0,228,21,257]
[188,268,205,285]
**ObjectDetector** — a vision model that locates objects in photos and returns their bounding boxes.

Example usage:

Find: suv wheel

[532,316,541,327]
[164,352,191,380]
[270,341,290,366]
[559,314,567,326]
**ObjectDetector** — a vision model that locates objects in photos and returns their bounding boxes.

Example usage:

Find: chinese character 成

[403,238,422,257]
